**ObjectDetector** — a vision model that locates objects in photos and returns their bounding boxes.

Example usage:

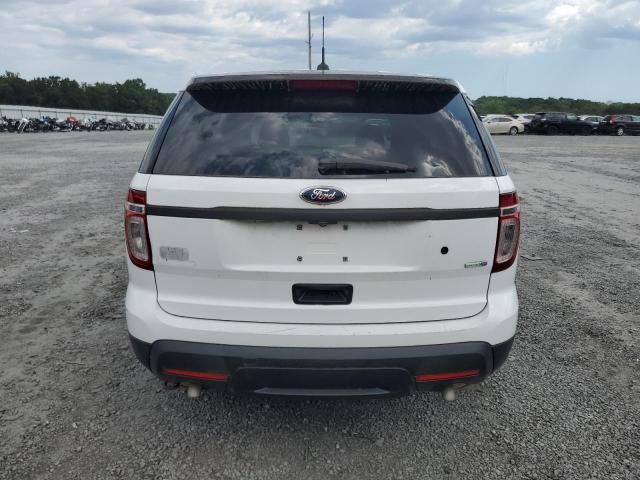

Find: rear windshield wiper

[318,159,415,174]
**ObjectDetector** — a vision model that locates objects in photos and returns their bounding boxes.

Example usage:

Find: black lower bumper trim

[129,336,515,397]
[129,334,151,370]
[492,337,514,372]
[254,387,392,397]
[232,366,412,397]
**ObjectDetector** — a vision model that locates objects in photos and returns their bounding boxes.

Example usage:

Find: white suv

[125,72,519,400]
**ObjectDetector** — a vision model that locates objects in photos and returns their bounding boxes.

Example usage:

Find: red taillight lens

[163,368,228,381]
[125,188,153,270]
[289,80,358,91]
[492,192,520,273]
[415,369,480,382]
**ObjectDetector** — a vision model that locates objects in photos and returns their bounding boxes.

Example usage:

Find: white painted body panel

[126,259,517,347]
[144,175,500,324]
[495,175,516,194]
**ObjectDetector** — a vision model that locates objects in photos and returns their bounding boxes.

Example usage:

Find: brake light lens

[289,79,358,91]
[125,189,152,270]
[492,192,520,273]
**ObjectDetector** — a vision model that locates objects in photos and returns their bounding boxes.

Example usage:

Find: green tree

[0,71,175,115]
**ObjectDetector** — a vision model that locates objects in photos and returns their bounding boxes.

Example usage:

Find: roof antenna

[316,16,329,71]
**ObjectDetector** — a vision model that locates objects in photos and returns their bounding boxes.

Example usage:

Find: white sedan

[483,116,525,135]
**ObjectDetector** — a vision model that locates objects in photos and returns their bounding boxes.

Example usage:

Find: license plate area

[292,284,353,305]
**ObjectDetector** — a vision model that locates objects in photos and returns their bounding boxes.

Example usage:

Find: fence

[0,104,163,126]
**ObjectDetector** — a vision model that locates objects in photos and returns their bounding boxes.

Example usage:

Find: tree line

[474,96,640,116]
[0,72,175,116]
[2,71,638,117]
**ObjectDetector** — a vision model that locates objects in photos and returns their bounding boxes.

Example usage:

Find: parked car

[529,112,594,135]
[597,115,640,136]
[579,115,603,132]
[579,115,602,124]
[125,71,519,401]
[511,114,535,130]
[483,116,524,135]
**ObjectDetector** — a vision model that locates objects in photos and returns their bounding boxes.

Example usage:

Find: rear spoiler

[187,73,460,95]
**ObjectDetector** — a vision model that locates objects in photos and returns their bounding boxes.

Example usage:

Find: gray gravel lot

[0,132,639,479]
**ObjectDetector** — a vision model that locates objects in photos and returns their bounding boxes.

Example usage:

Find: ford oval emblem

[300,186,346,205]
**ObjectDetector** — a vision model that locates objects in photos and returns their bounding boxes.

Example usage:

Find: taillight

[492,192,520,273]
[125,188,153,270]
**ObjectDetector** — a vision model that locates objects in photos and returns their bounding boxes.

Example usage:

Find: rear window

[152,84,492,178]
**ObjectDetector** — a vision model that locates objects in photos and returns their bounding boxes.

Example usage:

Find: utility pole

[305,11,312,70]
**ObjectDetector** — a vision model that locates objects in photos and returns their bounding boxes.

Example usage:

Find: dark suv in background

[529,112,594,135]
[597,115,640,136]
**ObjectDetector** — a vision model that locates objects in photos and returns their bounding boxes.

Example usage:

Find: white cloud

[546,4,582,28]
[0,0,638,92]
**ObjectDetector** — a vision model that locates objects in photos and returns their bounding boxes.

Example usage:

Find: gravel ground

[0,132,638,479]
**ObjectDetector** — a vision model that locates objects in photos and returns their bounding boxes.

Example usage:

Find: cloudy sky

[1,0,639,101]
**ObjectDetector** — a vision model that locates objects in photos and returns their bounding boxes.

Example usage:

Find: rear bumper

[130,335,514,397]
[126,258,518,397]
